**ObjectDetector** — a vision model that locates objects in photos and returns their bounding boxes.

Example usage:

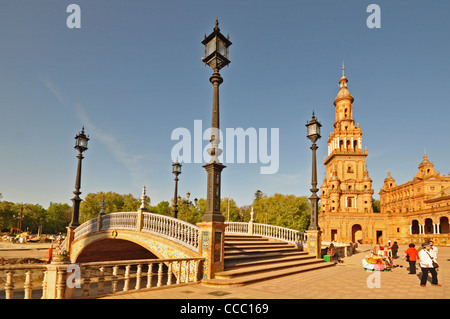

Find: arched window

[411,220,420,234]
[440,216,449,234]
[424,218,433,234]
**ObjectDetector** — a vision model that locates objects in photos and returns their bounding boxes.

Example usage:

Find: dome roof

[334,63,354,105]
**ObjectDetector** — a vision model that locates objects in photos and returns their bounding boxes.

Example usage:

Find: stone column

[197,222,227,279]
[306,229,322,258]
[44,253,73,299]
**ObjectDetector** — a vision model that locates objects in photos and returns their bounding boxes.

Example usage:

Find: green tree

[79,191,147,223]
[21,203,46,233]
[251,193,310,232]
[221,197,240,222]
[45,203,71,234]
[0,201,19,232]
[148,200,171,216]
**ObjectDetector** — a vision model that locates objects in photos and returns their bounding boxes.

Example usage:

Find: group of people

[404,240,441,287]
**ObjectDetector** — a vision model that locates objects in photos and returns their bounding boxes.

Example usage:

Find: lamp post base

[306,229,322,259]
[197,222,227,279]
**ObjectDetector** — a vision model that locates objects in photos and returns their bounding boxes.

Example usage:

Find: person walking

[391,241,399,259]
[418,242,441,287]
[405,243,419,274]
[429,240,438,261]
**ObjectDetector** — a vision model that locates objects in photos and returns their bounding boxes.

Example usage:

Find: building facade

[379,153,450,246]
[319,67,450,246]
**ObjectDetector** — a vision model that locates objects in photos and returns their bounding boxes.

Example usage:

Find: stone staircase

[201,234,335,287]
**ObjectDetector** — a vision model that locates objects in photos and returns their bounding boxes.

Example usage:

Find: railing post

[306,229,322,259]
[5,270,14,299]
[136,207,147,232]
[249,206,255,235]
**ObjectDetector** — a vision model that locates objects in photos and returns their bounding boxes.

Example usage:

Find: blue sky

[0,1,449,209]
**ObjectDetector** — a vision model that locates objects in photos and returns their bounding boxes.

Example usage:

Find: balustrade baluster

[146,263,154,288]
[5,270,14,299]
[176,261,181,284]
[98,266,105,295]
[41,270,48,299]
[157,262,163,287]
[194,260,199,282]
[167,262,172,286]
[186,260,190,283]
[123,265,131,291]
[135,264,142,290]
[56,267,66,299]
[24,270,33,299]
[111,266,119,293]
[82,267,91,297]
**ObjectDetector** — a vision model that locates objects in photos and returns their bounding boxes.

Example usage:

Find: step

[225,240,284,246]
[225,235,267,240]
[225,246,302,256]
[201,262,335,288]
[216,258,324,279]
[225,253,313,269]
[224,250,307,262]
[225,243,291,250]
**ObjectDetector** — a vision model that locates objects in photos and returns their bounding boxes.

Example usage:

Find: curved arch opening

[351,224,362,243]
[76,238,157,263]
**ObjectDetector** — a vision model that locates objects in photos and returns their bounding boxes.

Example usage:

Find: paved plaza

[103,244,450,299]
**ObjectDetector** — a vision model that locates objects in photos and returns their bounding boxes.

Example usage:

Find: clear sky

[0,0,449,209]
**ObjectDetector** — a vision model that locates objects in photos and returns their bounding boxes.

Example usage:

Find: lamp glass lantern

[306,115,322,141]
[202,21,232,71]
[172,161,182,175]
[75,128,89,153]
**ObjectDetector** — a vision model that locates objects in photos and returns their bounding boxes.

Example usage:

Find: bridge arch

[75,238,157,263]
[69,212,201,263]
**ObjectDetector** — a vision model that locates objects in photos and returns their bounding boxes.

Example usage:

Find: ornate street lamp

[172,160,182,218]
[69,127,89,228]
[201,19,231,223]
[306,112,322,231]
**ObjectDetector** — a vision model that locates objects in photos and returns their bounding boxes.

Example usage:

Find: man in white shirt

[429,241,438,261]
[418,242,440,287]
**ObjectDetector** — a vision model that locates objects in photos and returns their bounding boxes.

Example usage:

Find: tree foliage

[250,191,311,232]
[79,191,147,223]
[0,189,312,235]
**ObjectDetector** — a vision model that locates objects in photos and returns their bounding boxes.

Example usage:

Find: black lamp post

[69,127,89,228]
[172,160,182,218]
[306,113,322,231]
[201,19,232,223]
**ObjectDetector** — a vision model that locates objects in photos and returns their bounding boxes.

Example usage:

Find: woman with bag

[405,243,419,274]
[418,242,441,287]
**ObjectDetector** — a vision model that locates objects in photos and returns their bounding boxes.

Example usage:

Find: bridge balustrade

[225,222,307,246]
[73,212,200,252]
[141,213,199,251]
[0,257,204,299]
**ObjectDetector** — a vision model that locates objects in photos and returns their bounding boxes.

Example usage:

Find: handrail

[225,221,307,245]
[141,213,199,251]
[0,257,204,299]
[73,212,199,252]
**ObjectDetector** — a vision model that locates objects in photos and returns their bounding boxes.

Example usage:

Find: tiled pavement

[102,244,450,299]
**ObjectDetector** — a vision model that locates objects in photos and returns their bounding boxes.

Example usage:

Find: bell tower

[319,65,375,242]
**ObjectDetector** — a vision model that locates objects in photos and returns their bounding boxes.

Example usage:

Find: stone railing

[0,257,204,299]
[141,213,199,251]
[73,212,200,252]
[225,222,307,246]
[0,264,47,299]
[224,222,249,234]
